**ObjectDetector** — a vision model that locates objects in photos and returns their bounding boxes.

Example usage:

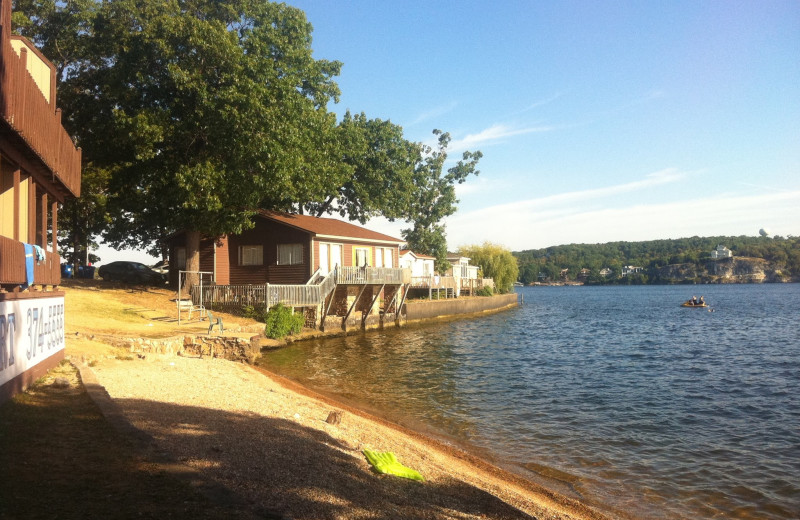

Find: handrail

[193,266,410,310]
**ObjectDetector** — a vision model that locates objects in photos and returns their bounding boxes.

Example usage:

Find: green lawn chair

[206,310,223,334]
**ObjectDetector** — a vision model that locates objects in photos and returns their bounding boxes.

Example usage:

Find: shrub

[476,286,494,297]
[263,303,304,339]
[240,304,259,320]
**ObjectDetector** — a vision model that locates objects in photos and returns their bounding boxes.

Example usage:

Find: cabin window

[277,243,303,265]
[175,247,186,269]
[375,247,393,268]
[354,247,369,267]
[239,245,263,266]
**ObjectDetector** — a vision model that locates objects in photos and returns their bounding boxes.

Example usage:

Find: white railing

[337,266,410,285]
[195,283,322,309]
[409,275,457,289]
[193,266,407,311]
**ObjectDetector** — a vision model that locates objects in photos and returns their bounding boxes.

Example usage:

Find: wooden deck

[191,267,410,331]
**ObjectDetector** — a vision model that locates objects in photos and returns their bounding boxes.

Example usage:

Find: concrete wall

[404,293,519,321]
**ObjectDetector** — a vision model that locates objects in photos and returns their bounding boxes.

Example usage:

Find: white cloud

[461,168,690,219]
[406,101,459,128]
[445,189,800,251]
[447,123,553,152]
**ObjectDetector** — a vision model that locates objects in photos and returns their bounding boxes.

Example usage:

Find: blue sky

[99,0,800,264]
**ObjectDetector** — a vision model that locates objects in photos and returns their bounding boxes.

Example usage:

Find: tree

[458,242,519,293]
[303,111,419,224]
[402,131,482,271]
[16,0,348,282]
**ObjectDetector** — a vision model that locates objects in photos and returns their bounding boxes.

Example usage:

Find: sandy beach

[77,350,609,520]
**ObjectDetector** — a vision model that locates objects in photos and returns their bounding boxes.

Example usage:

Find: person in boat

[690,296,698,305]
[699,296,705,305]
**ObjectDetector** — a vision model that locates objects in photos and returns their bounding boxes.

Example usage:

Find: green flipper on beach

[362,449,424,481]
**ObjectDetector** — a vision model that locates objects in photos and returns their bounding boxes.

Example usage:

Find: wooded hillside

[514,235,800,284]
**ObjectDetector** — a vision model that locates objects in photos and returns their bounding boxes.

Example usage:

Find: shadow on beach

[115,398,538,520]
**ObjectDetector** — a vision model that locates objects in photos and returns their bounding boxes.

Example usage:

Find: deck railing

[0,234,60,287]
[337,266,410,285]
[409,275,457,289]
[0,20,82,197]
[193,283,323,310]
[192,267,409,311]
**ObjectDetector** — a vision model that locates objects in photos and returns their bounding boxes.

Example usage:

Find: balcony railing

[409,275,457,289]
[192,268,409,311]
[0,234,61,288]
[0,23,81,197]
[336,266,410,285]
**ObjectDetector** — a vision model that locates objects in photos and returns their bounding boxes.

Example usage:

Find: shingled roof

[258,211,404,245]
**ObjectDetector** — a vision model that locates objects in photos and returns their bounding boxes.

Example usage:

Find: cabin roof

[400,249,435,260]
[258,211,404,245]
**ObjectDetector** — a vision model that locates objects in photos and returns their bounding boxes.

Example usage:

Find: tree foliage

[458,242,519,293]
[514,235,800,284]
[402,131,482,270]
[15,0,346,258]
[14,1,482,268]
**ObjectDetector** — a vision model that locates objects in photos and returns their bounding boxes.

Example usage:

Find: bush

[476,286,494,297]
[240,304,260,320]
[263,303,304,339]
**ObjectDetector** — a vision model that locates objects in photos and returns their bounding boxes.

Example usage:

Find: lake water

[257,284,800,519]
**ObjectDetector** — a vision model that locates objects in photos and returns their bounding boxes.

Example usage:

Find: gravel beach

[83,352,609,520]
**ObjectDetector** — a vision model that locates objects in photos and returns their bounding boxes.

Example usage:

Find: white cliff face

[656,257,792,283]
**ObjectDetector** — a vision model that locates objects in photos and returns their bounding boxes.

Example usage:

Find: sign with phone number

[0,296,65,387]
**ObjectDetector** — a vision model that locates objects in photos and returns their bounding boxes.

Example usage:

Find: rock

[326,411,343,425]
[52,377,70,388]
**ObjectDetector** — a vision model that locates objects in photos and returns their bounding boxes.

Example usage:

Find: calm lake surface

[257,284,800,519]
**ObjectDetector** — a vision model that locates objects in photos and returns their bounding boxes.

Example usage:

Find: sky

[97,0,800,265]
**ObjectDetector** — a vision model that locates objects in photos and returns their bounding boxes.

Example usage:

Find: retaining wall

[106,334,261,364]
[404,293,519,321]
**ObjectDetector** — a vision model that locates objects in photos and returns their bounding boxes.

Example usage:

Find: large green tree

[15,1,481,278]
[15,0,347,272]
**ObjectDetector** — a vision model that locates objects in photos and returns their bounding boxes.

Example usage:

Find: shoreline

[75,348,613,520]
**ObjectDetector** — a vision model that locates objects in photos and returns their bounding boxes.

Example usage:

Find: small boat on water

[681,300,707,308]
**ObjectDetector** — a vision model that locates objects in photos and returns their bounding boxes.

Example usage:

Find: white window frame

[239,245,263,266]
[277,243,303,265]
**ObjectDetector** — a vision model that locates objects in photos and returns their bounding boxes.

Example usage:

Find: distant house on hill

[622,265,643,277]
[710,245,733,260]
[599,268,613,277]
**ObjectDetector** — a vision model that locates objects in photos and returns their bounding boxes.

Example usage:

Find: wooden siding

[227,218,311,285]
[0,4,81,198]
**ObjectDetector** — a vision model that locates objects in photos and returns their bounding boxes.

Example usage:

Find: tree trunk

[184,230,201,293]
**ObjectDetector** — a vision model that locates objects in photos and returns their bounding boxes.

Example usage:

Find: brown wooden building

[0,0,82,402]
[168,211,404,286]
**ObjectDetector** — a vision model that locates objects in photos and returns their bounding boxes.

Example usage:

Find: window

[277,243,303,265]
[239,245,263,266]
[383,248,393,268]
[354,247,369,267]
[318,242,342,274]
